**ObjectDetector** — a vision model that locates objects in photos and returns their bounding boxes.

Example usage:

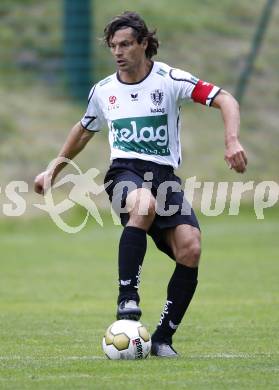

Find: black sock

[118,226,147,304]
[152,263,198,343]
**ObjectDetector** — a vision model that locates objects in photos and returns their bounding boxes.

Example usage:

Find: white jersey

[81,61,220,169]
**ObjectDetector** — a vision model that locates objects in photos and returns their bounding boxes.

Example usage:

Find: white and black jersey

[81,61,221,169]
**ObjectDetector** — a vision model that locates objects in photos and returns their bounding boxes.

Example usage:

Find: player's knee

[133,198,155,216]
[128,198,156,229]
[176,239,201,267]
[127,189,155,217]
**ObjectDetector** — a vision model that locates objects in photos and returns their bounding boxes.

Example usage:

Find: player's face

[109,28,148,73]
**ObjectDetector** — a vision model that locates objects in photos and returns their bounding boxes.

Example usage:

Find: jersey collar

[116,62,154,85]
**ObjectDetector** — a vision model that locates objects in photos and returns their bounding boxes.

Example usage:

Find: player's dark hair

[104,11,159,59]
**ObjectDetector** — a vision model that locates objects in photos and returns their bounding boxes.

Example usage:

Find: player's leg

[104,160,157,320]
[117,187,156,320]
[151,224,201,356]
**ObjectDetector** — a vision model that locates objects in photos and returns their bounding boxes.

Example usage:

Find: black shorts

[104,158,200,260]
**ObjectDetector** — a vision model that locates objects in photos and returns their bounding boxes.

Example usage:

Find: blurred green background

[0,0,278,203]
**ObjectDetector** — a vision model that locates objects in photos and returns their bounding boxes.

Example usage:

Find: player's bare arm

[34,121,94,195]
[212,89,248,173]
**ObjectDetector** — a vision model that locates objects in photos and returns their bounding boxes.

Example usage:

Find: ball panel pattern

[113,333,130,351]
[138,326,150,342]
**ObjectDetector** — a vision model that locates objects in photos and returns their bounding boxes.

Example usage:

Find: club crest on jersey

[150,89,165,113]
[151,89,164,106]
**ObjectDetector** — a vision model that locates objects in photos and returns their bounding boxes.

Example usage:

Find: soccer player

[34,11,247,357]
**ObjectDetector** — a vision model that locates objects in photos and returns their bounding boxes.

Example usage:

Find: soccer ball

[102,320,151,360]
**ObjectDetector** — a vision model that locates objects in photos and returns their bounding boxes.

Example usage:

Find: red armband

[191,80,215,105]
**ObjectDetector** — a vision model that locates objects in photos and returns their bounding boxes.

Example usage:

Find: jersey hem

[80,121,100,132]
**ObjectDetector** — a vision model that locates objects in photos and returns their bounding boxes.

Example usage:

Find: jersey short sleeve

[80,85,105,132]
[169,68,221,106]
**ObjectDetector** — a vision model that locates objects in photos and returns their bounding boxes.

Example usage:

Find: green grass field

[0,207,278,389]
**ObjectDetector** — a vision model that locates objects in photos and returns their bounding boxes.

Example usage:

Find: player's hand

[225,140,248,173]
[34,170,53,195]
